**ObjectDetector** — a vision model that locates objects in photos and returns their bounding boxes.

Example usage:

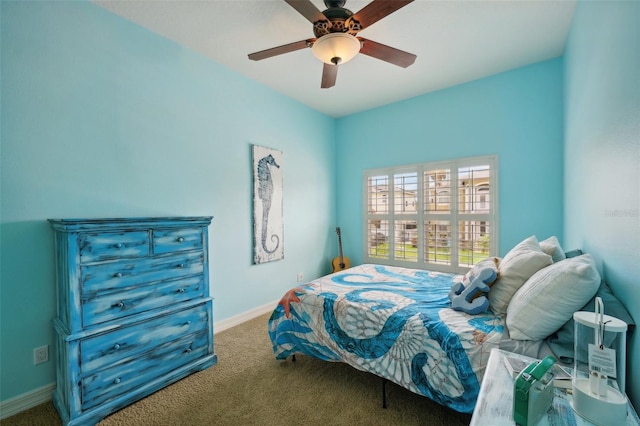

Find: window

[364,156,498,273]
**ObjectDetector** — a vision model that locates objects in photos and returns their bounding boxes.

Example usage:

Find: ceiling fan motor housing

[313,7,361,37]
[324,0,346,7]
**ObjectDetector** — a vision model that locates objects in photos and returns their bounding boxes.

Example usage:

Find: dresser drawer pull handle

[184,321,191,326]
[114,302,125,309]
[184,348,192,353]
[177,288,186,293]
[113,343,121,350]
[177,263,186,268]
[113,272,123,278]
[114,243,123,249]
[113,378,121,384]
[177,237,185,243]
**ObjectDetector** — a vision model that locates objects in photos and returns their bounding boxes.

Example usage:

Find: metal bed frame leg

[382,378,388,409]
[292,354,296,362]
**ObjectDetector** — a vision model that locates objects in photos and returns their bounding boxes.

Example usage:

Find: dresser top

[48,216,213,231]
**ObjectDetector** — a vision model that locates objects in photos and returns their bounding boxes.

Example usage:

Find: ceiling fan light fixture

[312,33,360,65]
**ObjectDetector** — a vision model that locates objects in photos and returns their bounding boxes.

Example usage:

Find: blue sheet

[268,264,505,413]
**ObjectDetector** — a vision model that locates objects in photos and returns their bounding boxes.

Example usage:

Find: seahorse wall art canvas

[252,144,284,264]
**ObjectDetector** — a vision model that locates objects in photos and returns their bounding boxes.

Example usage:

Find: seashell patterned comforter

[267,264,505,413]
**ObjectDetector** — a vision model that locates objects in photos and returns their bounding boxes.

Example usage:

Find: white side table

[470,348,640,426]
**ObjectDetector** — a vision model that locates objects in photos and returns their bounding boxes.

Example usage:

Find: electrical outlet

[34,345,49,365]
[297,272,304,283]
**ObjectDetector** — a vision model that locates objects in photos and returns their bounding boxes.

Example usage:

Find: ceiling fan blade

[352,0,414,30]
[248,39,314,61]
[285,0,330,25]
[358,38,416,68]
[321,63,338,89]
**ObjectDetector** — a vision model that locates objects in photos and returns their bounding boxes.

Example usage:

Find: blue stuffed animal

[448,266,498,315]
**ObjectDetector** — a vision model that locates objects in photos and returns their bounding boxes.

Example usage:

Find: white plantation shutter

[364,156,498,273]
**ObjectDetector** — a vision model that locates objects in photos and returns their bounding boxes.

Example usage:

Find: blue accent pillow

[564,249,583,258]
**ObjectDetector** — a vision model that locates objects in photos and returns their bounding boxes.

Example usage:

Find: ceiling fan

[248,0,417,89]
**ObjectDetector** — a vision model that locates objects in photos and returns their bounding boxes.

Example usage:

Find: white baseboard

[0,302,278,419]
[0,382,55,420]
[214,300,277,333]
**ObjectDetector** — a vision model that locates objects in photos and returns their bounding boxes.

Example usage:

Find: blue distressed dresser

[48,217,216,425]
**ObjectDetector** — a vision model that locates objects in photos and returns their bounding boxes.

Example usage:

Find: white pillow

[506,254,601,341]
[539,236,567,263]
[488,236,552,315]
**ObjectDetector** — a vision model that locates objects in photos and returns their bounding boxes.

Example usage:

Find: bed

[268,263,503,413]
[267,236,635,414]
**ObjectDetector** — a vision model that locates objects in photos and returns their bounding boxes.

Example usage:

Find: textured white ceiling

[94,0,577,118]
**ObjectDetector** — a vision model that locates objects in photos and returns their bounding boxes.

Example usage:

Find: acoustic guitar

[331,227,351,272]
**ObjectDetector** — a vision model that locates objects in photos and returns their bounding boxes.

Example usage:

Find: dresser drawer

[79,231,150,263]
[81,329,210,410]
[81,304,210,372]
[82,275,205,327]
[82,251,203,295]
[153,227,203,255]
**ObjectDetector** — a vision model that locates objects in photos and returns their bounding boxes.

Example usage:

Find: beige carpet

[3,313,472,425]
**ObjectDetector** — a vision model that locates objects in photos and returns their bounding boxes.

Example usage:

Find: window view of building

[364,156,497,273]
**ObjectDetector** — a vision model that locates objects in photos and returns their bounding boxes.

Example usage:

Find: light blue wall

[563,0,640,408]
[335,59,565,264]
[3,0,638,414]
[0,1,336,401]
